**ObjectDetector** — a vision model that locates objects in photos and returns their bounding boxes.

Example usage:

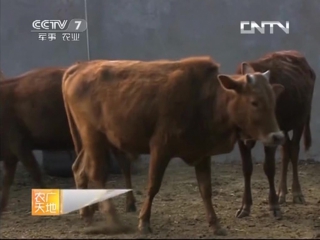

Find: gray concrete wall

[1,0,319,163]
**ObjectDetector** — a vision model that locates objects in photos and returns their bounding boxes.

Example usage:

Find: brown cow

[0,70,4,190]
[62,56,285,235]
[235,50,316,219]
[0,67,137,217]
[0,70,5,81]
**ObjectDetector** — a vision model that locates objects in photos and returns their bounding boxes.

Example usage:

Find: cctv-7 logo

[75,21,82,30]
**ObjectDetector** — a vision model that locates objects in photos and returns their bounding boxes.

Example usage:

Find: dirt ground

[1,159,319,239]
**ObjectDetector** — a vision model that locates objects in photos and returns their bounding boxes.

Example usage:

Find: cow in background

[235,50,316,219]
[0,66,137,217]
[0,70,4,189]
[0,70,5,81]
[62,56,285,235]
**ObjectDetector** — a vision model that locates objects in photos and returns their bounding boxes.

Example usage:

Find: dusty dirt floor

[1,159,319,239]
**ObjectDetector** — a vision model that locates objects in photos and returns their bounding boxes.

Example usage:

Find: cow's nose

[270,132,285,145]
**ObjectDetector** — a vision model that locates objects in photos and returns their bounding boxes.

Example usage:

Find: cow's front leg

[138,145,170,234]
[236,140,254,218]
[264,146,282,219]
[195,156,227,236]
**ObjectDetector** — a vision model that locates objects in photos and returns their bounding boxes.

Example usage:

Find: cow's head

[217,62,285,147]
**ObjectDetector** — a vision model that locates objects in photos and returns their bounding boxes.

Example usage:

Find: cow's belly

[104,128,151,154]
[174,131,238,166]
[100,109,237,159]
[210,138,236,155]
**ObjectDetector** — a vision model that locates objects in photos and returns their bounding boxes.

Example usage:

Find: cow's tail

[303,113,312,152]
[303,65,316,152]
[62,65,83,155]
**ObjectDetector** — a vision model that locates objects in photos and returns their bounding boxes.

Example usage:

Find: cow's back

[63,57,224,157]
[238,50,315,131]
[0,67,73,150]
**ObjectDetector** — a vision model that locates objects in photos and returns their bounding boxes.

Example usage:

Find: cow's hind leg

[264,146,282,219]
[290,125,305,204]
[72,149,94,223]
[138,143,170,234]
[0,163,3,191]
[277,132,291,204]
[80,125,123,229]
[0,156,18,216]
[111,148,136,212]
[236,140,255,218]
[11,142,45,189]
[195,156,227,236]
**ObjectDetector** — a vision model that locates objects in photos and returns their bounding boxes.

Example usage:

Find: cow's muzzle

[262,131,285,147]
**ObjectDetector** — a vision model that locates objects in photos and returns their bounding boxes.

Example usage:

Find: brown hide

[0,68,71,151]
[62,56,284,234]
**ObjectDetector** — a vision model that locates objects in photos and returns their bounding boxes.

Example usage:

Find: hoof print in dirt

[213,227,227,236]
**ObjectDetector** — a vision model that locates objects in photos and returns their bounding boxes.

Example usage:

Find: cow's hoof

[235,208,250,218]
[138,221,152,234]
[126,203,137,213]
[0,206,8,214]
[213,227,227,236]
[278,194,286,204]
[293,193,306,204]
[83,216,94,226]
[80,211,94,226]
[270,207,282,220]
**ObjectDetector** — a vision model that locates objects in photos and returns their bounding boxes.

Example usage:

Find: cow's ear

[241,62,255,74]
[218,74,243,93]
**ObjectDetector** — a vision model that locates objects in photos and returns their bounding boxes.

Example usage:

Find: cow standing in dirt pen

[0,67,137,217]
[62,56,286,235]
[235,50,316,219]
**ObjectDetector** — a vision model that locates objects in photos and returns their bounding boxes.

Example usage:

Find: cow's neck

[209,87,238,155]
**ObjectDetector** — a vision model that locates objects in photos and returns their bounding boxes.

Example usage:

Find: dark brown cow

[235,50,316,219]
[0,67,137,217]
[0,70,3,191]
[0,70,5,81]
[62,56,285,235]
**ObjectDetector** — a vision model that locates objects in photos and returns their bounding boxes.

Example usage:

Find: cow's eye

[251,101,259,107]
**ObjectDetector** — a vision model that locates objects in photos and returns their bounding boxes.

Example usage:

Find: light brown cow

[62,56,285,235]
[0,67,137,217]
[235,50,316,219]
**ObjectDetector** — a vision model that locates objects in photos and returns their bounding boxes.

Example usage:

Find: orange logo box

[31,189,61,216]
